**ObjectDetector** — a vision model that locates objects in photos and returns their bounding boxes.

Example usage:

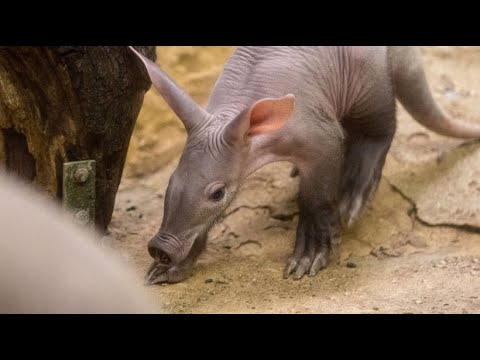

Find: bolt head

[74,210,90,225]
[73,168,89,183]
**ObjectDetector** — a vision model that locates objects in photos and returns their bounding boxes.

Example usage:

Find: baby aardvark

[130,46,480,285]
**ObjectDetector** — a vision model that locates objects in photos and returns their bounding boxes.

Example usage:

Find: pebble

[205,278,213,284]
[373,307,379,311]
[408,237,428,248]
[346,262,357,268]
[435,260,447,268]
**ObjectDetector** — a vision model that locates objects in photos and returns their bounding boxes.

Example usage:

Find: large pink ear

[248,94,295,136]
[226,94,295,143]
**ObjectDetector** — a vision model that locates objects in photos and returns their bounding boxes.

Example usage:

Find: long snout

[147,232,186,266]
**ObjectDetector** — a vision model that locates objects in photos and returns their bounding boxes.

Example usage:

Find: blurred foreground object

[0,46,156,231]
[0,173,156,314]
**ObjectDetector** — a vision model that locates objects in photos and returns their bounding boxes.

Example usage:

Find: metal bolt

[74,210,90,225]
[73,167,89,183]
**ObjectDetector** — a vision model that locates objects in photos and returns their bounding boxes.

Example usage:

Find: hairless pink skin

[130,46,480,284]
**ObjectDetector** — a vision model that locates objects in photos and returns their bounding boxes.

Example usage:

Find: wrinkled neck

[243,128,295,177]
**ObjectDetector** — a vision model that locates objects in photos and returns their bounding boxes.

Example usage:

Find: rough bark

[0,46,156,231]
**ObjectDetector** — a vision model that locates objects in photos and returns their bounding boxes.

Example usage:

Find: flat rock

[388,139,480,228]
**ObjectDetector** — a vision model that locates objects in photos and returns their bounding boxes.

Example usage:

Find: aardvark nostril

[147,243,172,265]
[157,250,171,265]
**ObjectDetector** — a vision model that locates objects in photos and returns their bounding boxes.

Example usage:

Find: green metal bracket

[63,160,96,228]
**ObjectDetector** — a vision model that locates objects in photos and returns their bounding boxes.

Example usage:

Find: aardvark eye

[210,186,225,201]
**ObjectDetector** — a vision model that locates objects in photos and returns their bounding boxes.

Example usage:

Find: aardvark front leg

[283,145,343,280]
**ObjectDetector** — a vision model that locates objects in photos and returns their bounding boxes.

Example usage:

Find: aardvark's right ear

[225,94,295,143]
[129,46,208,133]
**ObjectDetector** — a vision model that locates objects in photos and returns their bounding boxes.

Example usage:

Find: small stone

[373,307,379,311]
[435,260,447,268]
[346,262,357,268]
[444,89,458,100]
[415,299,423,305]
[126,205,137,212]
[382,248,404,257]
[408,236,428,248]
[370,248,385,259]
[204,278,213,284]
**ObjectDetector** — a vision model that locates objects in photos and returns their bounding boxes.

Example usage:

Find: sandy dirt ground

[105,47,480,314]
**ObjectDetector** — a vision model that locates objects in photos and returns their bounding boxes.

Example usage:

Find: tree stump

[0,46,156,231]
